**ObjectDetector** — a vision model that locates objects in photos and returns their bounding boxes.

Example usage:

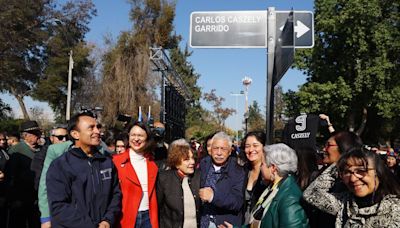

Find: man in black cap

[4,120,42,228]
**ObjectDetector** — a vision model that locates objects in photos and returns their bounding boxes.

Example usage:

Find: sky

[2,0,314,131]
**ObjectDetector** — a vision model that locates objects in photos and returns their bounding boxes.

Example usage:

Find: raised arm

[303,164,343,216]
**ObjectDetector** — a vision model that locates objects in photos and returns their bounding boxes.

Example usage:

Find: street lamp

[53,19,73,121]
[66,50,73,121]
[230,91,244,143]
[242,76,252,133]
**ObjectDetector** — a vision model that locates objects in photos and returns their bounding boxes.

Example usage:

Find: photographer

[153,121,169,170]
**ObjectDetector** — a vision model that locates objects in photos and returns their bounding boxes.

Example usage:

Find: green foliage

[0,119,24,134]
[101,0,179,126]
[169,45,204,131]
[248,101,265,132]
[0,0,52,119]
[203,89,236,128]
[287,0,400,142]
[32,0,96,121]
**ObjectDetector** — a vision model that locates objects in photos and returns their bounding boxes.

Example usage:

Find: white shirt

[129,149,149,211]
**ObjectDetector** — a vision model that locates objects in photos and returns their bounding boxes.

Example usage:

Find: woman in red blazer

[113,122,158,228]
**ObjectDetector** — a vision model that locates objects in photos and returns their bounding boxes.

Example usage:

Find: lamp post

[242,76,252,133]
[66,50,73,121]
[53,19,74,121]
[230,91,244,142]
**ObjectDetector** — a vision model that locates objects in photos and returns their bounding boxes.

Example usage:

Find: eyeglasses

[324,142,338,150]
[53,135,68,141]
[340,168,374,178]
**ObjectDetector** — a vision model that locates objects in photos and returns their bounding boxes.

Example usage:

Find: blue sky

[2,0,314,131]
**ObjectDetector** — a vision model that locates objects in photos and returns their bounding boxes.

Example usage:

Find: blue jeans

[135,210,152,228]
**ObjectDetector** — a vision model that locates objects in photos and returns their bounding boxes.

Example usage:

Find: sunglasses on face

[53,135,68,140]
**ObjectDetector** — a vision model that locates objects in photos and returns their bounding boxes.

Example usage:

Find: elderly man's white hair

[211,132,232,148]
[264,143,298,176]
[170,138,190,147]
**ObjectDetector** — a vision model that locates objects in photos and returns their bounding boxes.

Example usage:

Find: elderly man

[46,112,121,227]
[5,120,42,228]
[199,131,245,227]
[31,124,68,191]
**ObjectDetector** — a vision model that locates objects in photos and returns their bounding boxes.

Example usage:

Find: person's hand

[41,221,51,228]
[218,221,233,228]
[199,187,214,203]
[0,171,4,182]
[319,114,331,124]
[98,221,110,228]
[320,114,335,133]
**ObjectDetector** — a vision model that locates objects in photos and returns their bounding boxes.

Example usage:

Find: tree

[0,98,12,121]
[247,101,265,132]
[288,0,400,144]
[169,45,207,132]
[100,0,179,126]
[32,0,97,121]
[0,0,52,119]
[29,106,53,130]
[274,85,286,130]
[203,89,236,129]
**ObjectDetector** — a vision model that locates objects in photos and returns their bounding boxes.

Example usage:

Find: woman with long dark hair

[296,147,319,191]
[309,130,363,228]
[304,149,400,227]
[239,131,267,224]
[113,122,158,228]
[322,131,363,165]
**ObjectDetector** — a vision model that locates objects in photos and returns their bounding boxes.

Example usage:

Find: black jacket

[4,141,38,204]
[47,147,121,228]
[157,169,201,228]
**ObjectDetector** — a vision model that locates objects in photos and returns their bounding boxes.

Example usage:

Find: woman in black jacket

[238,131,267,224]
[157,139,201,228]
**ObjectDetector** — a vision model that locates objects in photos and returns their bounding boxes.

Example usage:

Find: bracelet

[328,123,333,127]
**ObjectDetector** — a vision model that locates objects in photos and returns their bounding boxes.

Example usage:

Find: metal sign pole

[266,7,276,145]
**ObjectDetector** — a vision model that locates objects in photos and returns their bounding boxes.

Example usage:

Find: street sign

[190,11,268,48]
[190,10,314,48]
[276,11,314,48]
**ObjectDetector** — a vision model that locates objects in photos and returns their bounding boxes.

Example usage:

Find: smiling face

[244,136,264,164]
[341,157,379,198]
[71,116,101,149]
[129,125,148,152]
[322,137,341,164]
[176,150,195,175]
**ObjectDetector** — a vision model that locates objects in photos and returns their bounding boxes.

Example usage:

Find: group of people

[1,111,400,228]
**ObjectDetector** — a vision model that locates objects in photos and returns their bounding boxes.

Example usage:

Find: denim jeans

[135,210,152,228]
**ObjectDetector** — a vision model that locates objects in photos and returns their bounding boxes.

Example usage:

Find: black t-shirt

[283,114,321,151]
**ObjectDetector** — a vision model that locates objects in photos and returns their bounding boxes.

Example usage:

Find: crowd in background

[1,111,400,228]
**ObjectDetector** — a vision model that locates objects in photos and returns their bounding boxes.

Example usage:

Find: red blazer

[113,150,159,228]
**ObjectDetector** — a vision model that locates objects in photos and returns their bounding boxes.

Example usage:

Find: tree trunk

[347,111,355,132]
[14,93,30,120]
[355,107,368,136]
